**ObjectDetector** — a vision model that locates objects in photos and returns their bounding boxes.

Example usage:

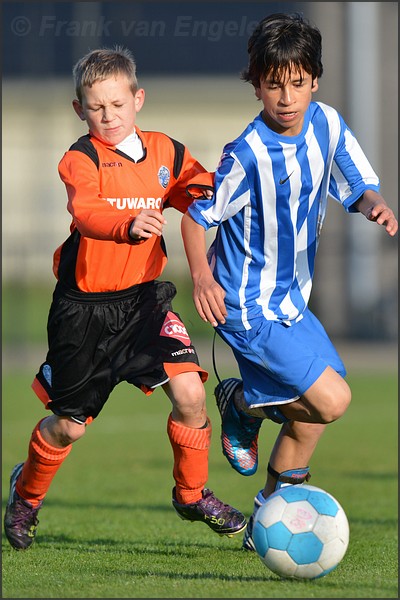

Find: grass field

[2,365,398,598]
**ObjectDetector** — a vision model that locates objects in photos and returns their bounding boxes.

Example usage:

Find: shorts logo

[160,311,191,346]
[171,348,195,357]
[158,165,170,189]
[42,363,52,386]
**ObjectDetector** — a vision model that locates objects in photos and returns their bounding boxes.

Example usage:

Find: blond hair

[73,46,138,103]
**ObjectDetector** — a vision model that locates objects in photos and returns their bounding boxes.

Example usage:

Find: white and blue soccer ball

[252,484,349,580]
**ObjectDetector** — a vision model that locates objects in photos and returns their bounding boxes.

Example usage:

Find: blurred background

[2,1,398,369]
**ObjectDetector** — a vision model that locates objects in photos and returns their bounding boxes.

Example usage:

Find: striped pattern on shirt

[188,101,380,331]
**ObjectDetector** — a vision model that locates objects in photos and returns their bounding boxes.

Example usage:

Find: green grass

[2,368,398,598]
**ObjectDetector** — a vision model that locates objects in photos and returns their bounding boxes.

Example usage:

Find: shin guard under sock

[167,414,211,504]
[16,419,72,507]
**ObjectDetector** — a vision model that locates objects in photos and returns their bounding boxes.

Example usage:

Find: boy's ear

[72,99,86,121]
[134,88,145,112]
[311,78,319,92]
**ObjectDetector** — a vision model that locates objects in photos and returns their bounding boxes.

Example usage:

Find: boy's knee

[169,375,207,425]
[319,384,351,423]
[181,382,206,410]
[40,415,86,447]
[303,371,352,424]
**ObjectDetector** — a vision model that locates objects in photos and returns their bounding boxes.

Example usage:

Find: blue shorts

[216,308,346,408]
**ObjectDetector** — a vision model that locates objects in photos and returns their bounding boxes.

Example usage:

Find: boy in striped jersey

[4,47,246,551]
[181,13,397,550]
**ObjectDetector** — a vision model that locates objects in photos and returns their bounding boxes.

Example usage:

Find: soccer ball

[252,484,349,580]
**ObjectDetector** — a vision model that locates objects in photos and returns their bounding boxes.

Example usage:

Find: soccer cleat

[4,463,42,550]
[242,492,264,551]
[243,467,311,552]
[214,378,263,476]
[172,487,247,537]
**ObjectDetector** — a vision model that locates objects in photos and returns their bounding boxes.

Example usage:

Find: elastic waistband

[55,280,155,304]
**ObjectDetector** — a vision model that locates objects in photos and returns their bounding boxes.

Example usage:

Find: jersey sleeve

[163,144,213,214]
[58,150,134,244]
[187,150,251,229]
[329,114,380,212]
[186,171,214,199]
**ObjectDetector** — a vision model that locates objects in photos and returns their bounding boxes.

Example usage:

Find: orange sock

[167,414,211,504]
[16,419,72,507]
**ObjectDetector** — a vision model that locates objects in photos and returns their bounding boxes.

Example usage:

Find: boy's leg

[263,421,325,496]
[167,414,211,504]
[243,421,325,551]
[165,372,247,537]
[214,309,350,477]
[280,366,351,424]
[214,365,349,477]
[4,417,73,550]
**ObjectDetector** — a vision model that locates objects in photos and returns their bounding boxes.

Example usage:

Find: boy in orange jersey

[4,46,246,550]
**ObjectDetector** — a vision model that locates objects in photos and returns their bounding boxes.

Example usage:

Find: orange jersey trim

[31,377,52,409]
[31,377,93,425]
[164,362,208,383]
[140,362,208,396]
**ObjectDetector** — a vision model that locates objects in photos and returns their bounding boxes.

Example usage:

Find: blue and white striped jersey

[188,102,380,331]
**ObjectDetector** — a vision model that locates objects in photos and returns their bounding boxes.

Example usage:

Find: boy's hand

[129,210,167,241]
[366,203,398,237]
[356,191,398,237]
[193,273,227,327]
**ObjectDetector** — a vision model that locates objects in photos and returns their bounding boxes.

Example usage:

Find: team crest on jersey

[158,165,170,188]
[160,311,191,346]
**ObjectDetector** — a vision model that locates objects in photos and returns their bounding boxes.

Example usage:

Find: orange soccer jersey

[55,127,207,292]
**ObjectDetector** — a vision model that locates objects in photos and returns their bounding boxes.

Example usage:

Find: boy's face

[72,73,145,145]
[255,66,318,136]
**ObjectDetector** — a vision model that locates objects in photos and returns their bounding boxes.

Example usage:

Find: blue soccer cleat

[214,378,263,476]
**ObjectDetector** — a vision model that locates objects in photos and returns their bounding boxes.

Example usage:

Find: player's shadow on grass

[115,567,277,583]
[13,536,248,553]
[1,498,179,512]
[1,534,276,583]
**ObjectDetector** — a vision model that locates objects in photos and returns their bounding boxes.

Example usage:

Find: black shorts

[32,280,207,424]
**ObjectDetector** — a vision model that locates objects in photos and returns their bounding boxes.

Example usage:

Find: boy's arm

[181,212,227,327]
[164,143,213,213]
[353,190,398,237]
[60,151,138,244]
